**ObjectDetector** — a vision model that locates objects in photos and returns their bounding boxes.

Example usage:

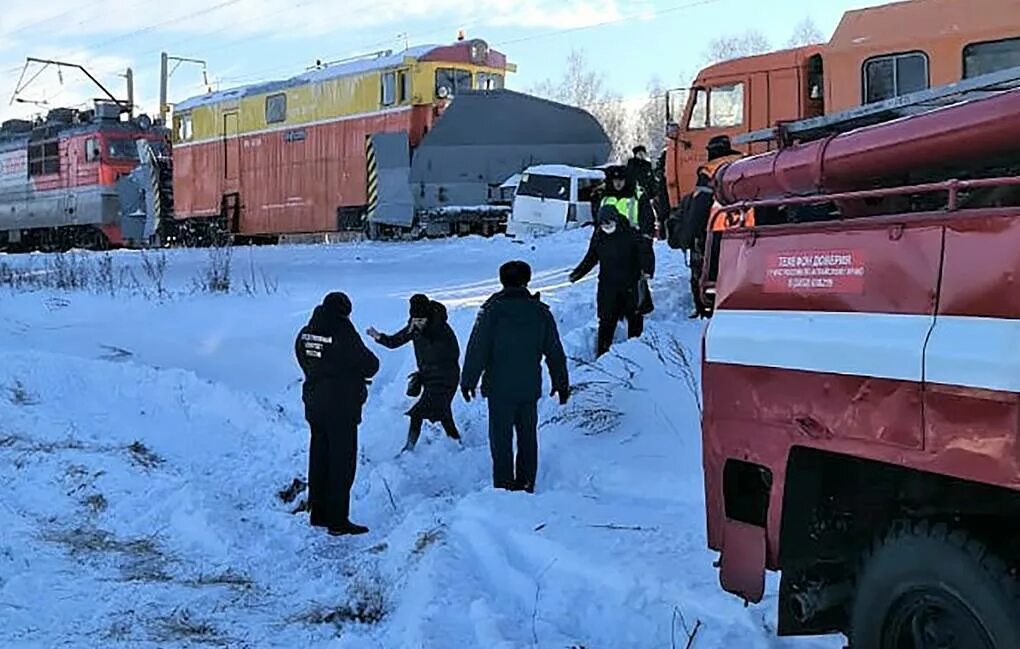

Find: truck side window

[688,88,708,129]
[964,38,1020,78]
[709,83,744,127]
[863,52,929,104]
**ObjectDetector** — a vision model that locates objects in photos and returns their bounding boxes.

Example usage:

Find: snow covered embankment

[0,235,839,648]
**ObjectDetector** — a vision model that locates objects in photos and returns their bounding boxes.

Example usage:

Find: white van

[506,165,603,237]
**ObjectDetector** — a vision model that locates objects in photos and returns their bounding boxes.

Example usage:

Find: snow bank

[0,233,842,648]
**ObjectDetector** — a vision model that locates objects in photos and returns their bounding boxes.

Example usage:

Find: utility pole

[159,52,208,125]
[123,67,134,117]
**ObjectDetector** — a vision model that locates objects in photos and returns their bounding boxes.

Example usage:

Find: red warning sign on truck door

[764,250,866,294]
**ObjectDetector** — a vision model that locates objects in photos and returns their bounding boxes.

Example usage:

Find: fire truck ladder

[734,64,1020,147]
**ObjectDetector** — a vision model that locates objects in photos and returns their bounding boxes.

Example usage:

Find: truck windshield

[435,68,473,97]
[517,174,570,200]
[106,139,139,160]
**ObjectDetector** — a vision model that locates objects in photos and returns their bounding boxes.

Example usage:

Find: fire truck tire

[850,521,1020,649]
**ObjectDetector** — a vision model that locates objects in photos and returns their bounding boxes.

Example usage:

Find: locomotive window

[435,68,472,97]
[381,71,397,106]
[863,52,929,103]
[687,88,708,129]
[708,83,744,127]
[85,138,99,162]
[265,93,287,124]
[107,139,139,160]
[964,38,1020,78]
[28,140,60,176]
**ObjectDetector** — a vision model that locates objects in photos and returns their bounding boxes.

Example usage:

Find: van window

[578,178,598,203]
[863,52,929,103]
[964,38,1020,78]
[381,71,397,106]
[265,93,287,124]
[517,173,570,200]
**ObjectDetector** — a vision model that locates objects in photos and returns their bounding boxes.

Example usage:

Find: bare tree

[703,30,772,65]
[531,50,630,161]
[633,78,667,156]
[787,17,825,47]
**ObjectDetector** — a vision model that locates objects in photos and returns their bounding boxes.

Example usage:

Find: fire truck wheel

[850,521,1020,649]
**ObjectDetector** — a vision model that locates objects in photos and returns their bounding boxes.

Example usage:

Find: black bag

[636,277,654,315]
[406,372,422,397]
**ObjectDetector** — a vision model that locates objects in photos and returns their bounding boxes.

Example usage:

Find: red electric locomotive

[0,100,169,251]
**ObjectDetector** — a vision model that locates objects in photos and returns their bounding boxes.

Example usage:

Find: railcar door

[223,112,240,185]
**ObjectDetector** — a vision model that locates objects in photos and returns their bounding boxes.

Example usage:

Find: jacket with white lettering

[295,301,380,422]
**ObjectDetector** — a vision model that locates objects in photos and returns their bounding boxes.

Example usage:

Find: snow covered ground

[0,232,844,648]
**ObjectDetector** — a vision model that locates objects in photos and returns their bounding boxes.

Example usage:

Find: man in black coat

[569,206,654,357]
[368,294,461,453]
[461,261,570,493]
[295,292,379,536]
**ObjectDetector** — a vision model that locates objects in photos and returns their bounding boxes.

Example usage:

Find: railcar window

[687,88,708,129]
[176,114,193,142]
[381,72,397,106]
[265,93,287,124]
[964,38,1020,78]
[863,52,929,103]
[398,70,410,103]
[475,73,504,90]
[435,68,472,97]
[708,83,744,127]
[107,139,139,160]
[516,173,569,200]
[28,140,59,176]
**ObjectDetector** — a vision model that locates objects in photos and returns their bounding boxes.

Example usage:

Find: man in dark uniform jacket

[295,292,379,536]
[461,261,570,493]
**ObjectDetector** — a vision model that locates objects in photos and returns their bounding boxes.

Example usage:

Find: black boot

[328,521,369,536]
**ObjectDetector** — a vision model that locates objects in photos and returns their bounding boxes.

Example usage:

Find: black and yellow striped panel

[365,136,379,218]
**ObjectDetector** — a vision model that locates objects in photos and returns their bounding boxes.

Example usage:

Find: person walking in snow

[461,261,570,493]
[367,294,462,453]
[295,292,379,537]
[569,205,654,357]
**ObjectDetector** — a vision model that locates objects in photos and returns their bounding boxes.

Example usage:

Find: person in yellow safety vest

[601,164,657,274]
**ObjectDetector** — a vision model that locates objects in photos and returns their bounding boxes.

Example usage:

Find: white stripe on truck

[707,309,1020,393]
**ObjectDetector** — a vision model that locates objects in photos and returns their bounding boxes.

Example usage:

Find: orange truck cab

[664,0,1020,207]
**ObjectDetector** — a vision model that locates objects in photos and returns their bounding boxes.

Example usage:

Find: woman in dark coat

[569,206,654,357]
[368,294,461,452]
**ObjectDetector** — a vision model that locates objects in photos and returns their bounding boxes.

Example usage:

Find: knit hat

[322,291,352,317]
[409,293,430,319]
[499,260,532,288]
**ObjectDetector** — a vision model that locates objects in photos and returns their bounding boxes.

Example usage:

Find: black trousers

[487,399,539,490]
[407,413,460,448]
[597,290,644,357]
[308,417,358,528]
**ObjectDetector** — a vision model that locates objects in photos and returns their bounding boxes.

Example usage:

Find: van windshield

[516,174,569,200]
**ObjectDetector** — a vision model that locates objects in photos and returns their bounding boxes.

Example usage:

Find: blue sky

[0,0,877,122]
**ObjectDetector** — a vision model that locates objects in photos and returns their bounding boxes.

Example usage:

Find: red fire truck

[699,67,1020,647]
